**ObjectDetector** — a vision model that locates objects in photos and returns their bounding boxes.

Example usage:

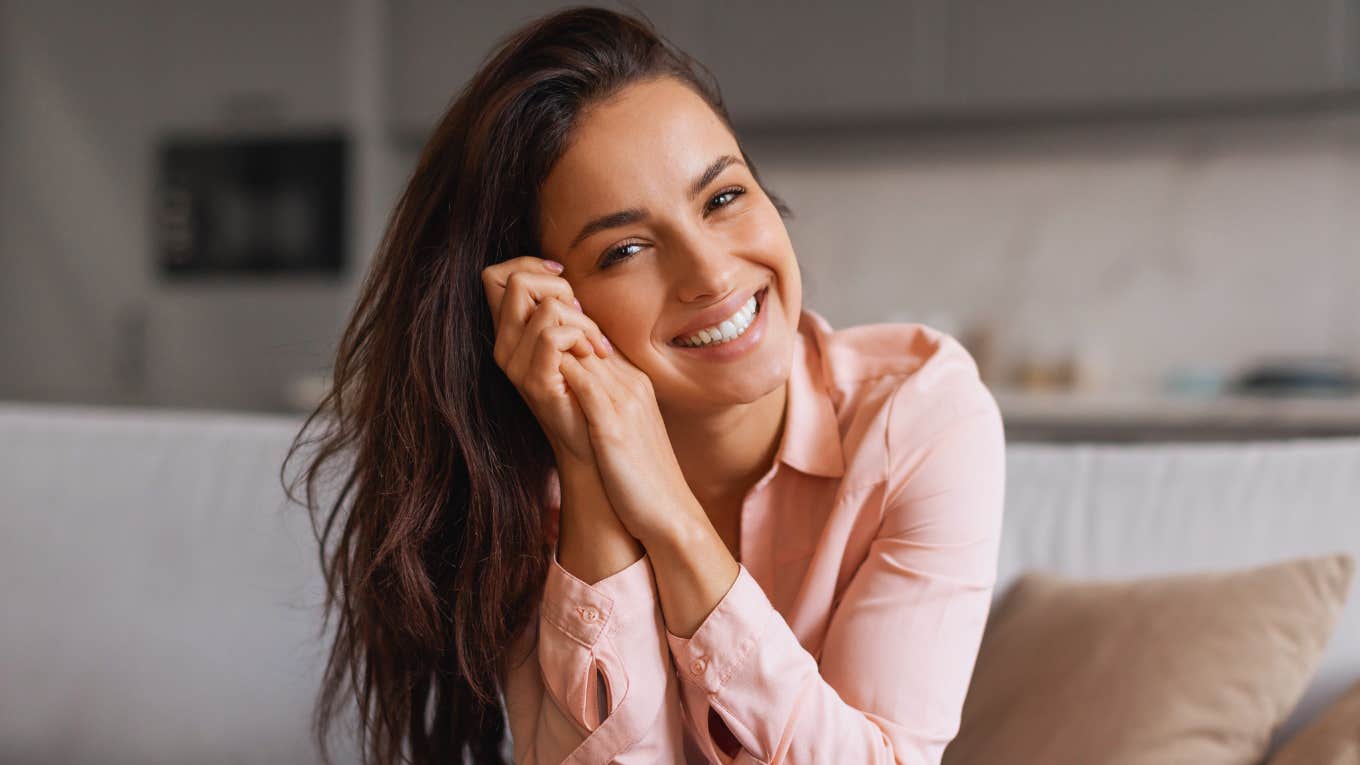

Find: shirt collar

[774,308,845,478]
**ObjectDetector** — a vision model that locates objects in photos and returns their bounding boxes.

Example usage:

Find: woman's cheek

[731,203,791,255]
[586,283,654,349]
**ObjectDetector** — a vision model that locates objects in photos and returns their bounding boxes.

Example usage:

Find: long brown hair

[280,5,790,764]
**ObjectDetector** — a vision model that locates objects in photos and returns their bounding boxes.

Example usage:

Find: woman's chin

[660,328,795,410]
[649,285,798,407]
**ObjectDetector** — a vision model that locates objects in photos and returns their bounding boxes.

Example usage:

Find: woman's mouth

[668,286,769,358]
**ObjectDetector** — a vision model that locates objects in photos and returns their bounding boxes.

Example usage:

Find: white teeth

[677,294,760,347]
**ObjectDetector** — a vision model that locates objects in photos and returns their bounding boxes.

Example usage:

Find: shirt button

[690,658,707,675]
[580,607,599,622]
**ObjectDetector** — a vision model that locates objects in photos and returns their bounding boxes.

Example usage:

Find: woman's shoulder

[807,311,992,411]
[802,310,1001,473]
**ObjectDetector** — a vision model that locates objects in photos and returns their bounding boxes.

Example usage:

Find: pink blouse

[500,307,1007,764]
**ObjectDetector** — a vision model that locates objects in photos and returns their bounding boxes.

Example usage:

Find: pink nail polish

[572,298,582,310]
[543,260,565,273]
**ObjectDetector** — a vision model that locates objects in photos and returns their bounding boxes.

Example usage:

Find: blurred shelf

[992,386,1360,443]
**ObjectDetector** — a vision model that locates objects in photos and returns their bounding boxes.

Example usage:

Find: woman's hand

[483,256,645,581]
[558,348,708,547]
[481,256,612,468]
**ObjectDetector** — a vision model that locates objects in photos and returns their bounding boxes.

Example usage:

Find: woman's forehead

[539,79,741,251]
[565,83,731,179]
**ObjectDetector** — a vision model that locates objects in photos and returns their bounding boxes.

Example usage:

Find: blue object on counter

[1232,358,1360,396]
[1163,365,1228,397]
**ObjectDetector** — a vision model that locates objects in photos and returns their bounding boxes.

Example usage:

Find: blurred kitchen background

[4,0,1360,442]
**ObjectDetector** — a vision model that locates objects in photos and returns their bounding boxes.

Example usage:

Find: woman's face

[537,76,802,414]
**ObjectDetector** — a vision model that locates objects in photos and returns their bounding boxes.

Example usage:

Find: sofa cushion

[1269,677,1360,765]
[999,438,1360,749]
[943,552,1355,765]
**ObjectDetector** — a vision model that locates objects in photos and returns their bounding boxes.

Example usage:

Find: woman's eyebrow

[567,154,746,250]
[687,154,744,201]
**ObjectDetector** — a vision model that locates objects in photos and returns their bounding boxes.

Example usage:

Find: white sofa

[2,401,1357,764]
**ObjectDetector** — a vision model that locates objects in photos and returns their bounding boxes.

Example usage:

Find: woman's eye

[599,242,643,269]
[705,186,746,214]
[596,187,746,269]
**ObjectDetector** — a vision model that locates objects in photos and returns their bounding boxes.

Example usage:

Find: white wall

[746,114,1360,391]
[0,0,361,412]
[4,1,1358,412]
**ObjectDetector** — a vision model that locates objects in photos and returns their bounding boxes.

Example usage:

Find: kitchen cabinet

[703,0,1354,127]
[948,0,1350,113]
[389,0,944,134]
[151,0,347,126]
[389,0,705,136]
[694,1,951,126]
[390,0,1360,137]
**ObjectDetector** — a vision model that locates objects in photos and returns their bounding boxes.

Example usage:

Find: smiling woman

[281,5,1004,765]
[538,75,802,414]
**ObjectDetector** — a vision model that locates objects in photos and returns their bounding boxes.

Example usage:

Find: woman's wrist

[555,458,644,585]
[639,503,741,639]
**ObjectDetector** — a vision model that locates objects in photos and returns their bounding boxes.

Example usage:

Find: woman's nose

[669,231,741,303]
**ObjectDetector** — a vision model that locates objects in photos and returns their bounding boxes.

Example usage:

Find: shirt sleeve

[662,388,1007,764]
[501,548,689,764]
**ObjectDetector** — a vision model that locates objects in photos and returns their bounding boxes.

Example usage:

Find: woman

[283,6,1006,765]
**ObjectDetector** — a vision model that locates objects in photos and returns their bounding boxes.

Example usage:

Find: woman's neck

[661,380,788,509]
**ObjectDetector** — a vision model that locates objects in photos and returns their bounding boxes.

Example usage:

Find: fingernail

[572,297,582,310]
[602,336,613,353]
[542,259,565,273]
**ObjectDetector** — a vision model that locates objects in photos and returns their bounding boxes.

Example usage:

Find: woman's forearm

[642,505,740,639]
[555,459,644,585]
[514,460,686,763]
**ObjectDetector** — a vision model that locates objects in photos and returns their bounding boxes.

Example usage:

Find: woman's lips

[670,285,767,344]
[668,286,769,357]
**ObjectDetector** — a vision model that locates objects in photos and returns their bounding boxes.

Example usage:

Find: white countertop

[992,386,1360,429]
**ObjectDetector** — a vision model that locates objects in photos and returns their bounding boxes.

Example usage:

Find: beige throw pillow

[943,553,1355,765]
[1269,678,1360,765]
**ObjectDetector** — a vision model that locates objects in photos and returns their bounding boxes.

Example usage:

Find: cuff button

[690,658,707,675]
[579,606,600,622]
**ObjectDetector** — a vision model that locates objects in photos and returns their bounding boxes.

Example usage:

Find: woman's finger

[523,323,590,398]
[574,348,630,406]
[560,352,617,433]
[481,256,566,325]
[491,269,576,364]
[512,324,593,395]
[505,297,603,381]
[487,270,610,366]
[541,293,611,359]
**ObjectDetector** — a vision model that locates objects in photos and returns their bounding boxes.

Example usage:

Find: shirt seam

[711,582,775,694]
[540,610,599,650]
[587,630,666,765]
[538,661,594,740]
[883,371,995,485]
[707,694,766,765]
[823,322,968,386]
